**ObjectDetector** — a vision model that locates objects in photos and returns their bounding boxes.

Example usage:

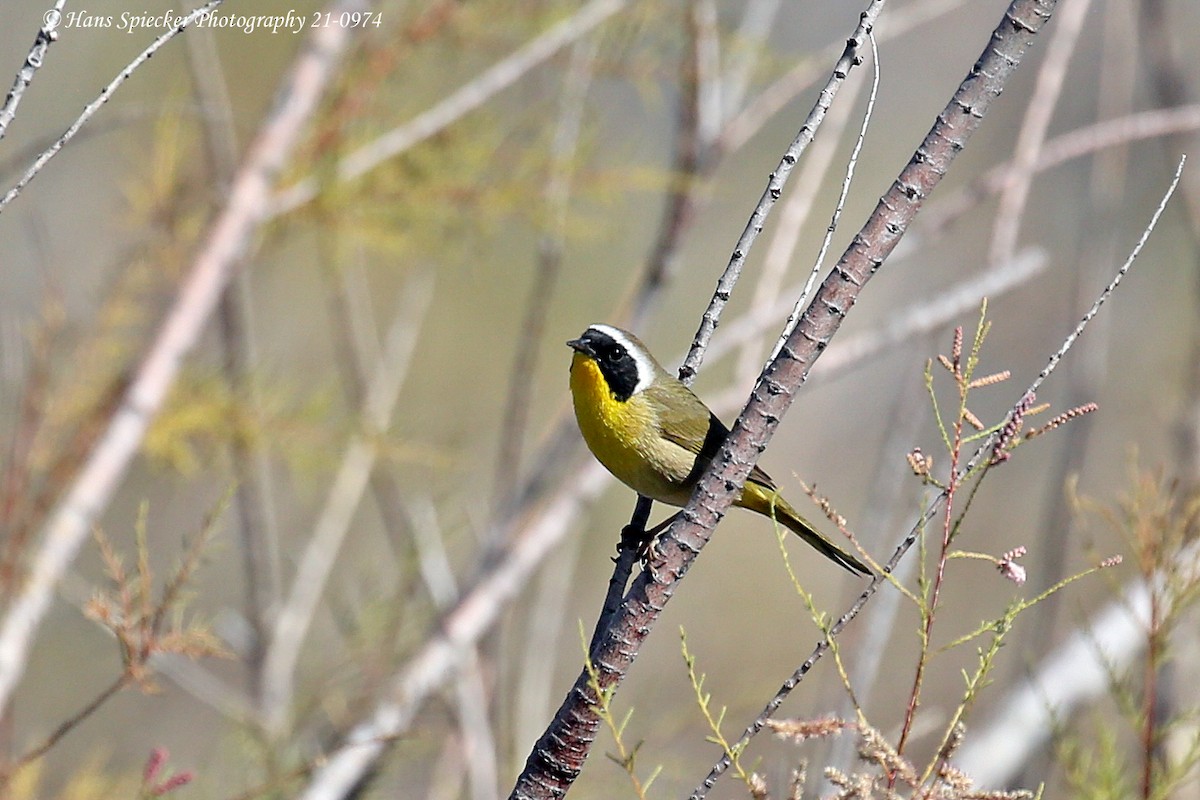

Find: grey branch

[0,0,67,142]
[0,0,226,214]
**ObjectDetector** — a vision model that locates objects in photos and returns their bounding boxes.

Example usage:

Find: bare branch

[0,0,225,214]
[0,0,66,141]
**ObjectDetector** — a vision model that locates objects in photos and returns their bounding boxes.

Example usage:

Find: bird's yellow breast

[569,352,689,504]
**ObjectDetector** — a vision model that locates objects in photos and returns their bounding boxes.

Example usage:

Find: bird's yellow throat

[569,351,623,435]
[569,351,654,476]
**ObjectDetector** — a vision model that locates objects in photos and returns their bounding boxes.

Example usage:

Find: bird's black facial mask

[570,329,641,402]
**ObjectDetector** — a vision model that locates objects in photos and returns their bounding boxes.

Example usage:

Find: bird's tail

[743,484,871,576]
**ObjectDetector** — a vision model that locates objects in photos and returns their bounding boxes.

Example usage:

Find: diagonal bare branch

[0,0,225,214]
[0,0,67,142]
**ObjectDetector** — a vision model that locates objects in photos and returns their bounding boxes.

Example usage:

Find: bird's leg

[617,520,654,563]
[631,511,680,564]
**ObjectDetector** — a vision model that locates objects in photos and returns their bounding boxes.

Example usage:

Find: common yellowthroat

[567,324,869,575]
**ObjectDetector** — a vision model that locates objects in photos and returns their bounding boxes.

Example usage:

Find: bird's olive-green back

[643,379,777,491]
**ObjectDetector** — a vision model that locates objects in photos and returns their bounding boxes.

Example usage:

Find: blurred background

[0,0,1199,797]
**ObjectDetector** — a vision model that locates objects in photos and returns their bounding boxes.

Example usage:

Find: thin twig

[0,0,225,214]
[0,0,66,141]
[678,1,886,385]
[736,33,869,385]
[3,671,132,777]
[1021,156,1184,405]
[1021,0,1136,693]
[769,31,882,366]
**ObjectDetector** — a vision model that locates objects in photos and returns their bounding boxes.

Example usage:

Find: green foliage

[144,368,341,477]
[1059,726,1136,800]
[679,628,755,791]
[745,306,1114,799]
[1054,470,1200,800]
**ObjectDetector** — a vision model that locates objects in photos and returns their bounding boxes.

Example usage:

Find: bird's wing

[648,385,776,490]
[660,404,779,496]
[635,383,711,483]
[648,383,787,494]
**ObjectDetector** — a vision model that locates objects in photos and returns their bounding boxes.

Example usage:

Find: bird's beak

[566,337,588,354]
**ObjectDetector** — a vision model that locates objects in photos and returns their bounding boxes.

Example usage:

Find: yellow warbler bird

[567,324,869,575]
